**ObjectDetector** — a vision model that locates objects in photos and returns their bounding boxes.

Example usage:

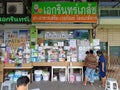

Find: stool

[105,78,119,90]
[1,81,15,90]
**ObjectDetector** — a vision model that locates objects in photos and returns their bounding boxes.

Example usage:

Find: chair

[105,78,119,90]
[1,80,15,90]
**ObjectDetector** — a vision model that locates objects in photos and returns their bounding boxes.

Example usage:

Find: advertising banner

[32,2,98,23]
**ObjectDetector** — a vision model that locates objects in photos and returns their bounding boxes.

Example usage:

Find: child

[16,76,30,90]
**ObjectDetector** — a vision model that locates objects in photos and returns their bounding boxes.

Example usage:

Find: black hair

[17,76,30,87]
[85,51,89,54]
[89,49,93,54]
[96,50,103,54]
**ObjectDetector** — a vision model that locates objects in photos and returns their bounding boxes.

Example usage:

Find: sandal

[82,83,86,86]
[90,83,94,86]
[99,85,105,88]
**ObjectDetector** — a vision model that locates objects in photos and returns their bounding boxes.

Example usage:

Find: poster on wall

[4,30,30,47]
[73,30,89,39]
[19,30,30,41]
[4,30,19,45]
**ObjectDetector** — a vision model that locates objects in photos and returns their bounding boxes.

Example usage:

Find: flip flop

[82,83,86,86]
[90,83,94,86]
[99,85,105,88]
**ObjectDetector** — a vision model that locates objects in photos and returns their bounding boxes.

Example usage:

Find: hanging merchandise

[78,39,90,62]
[47,48,58,62]
[69,39,77,62]
[16,47,24,64]
[31,49,38,62]
[38,46,45,62]
[58,47,65,62]
[4,46,10,63]
[23,48,31,63]
[9,48,16,63]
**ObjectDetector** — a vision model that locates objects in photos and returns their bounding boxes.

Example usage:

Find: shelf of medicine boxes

[3,63,33,82]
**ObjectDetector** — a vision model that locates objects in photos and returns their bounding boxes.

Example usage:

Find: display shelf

[2,62,85,82]
[3,66,33,82]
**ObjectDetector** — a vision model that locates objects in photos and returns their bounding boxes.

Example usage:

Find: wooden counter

[71,62,85,66]
[33,62,69,66]
[33,62,85,66]
[4,62,85,67]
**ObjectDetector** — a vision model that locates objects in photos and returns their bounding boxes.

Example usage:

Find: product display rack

[3,63,33,82]
[3,62,85,82]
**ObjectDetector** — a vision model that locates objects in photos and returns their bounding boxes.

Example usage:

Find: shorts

[99,71,106,78]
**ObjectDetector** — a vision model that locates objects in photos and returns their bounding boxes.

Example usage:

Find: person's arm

[102,62,104,72]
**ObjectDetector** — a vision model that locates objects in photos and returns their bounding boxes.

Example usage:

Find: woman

[83,50,98,86]
[96,50,106,87]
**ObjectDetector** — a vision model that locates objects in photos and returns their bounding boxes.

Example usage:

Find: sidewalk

[29,80,105,90]
[0,80,105,90]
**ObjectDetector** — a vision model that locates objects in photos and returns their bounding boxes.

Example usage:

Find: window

[100,9,120,17]
[110,10,118,16]
[100,10,109,16]
[110,46,120,57]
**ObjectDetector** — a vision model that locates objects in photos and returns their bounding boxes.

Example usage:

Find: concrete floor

[0,80,105,90]
[29,80,105,90]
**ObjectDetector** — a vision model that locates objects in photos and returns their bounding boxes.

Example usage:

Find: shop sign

[32,2,98,23]
[0,15,31,23]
